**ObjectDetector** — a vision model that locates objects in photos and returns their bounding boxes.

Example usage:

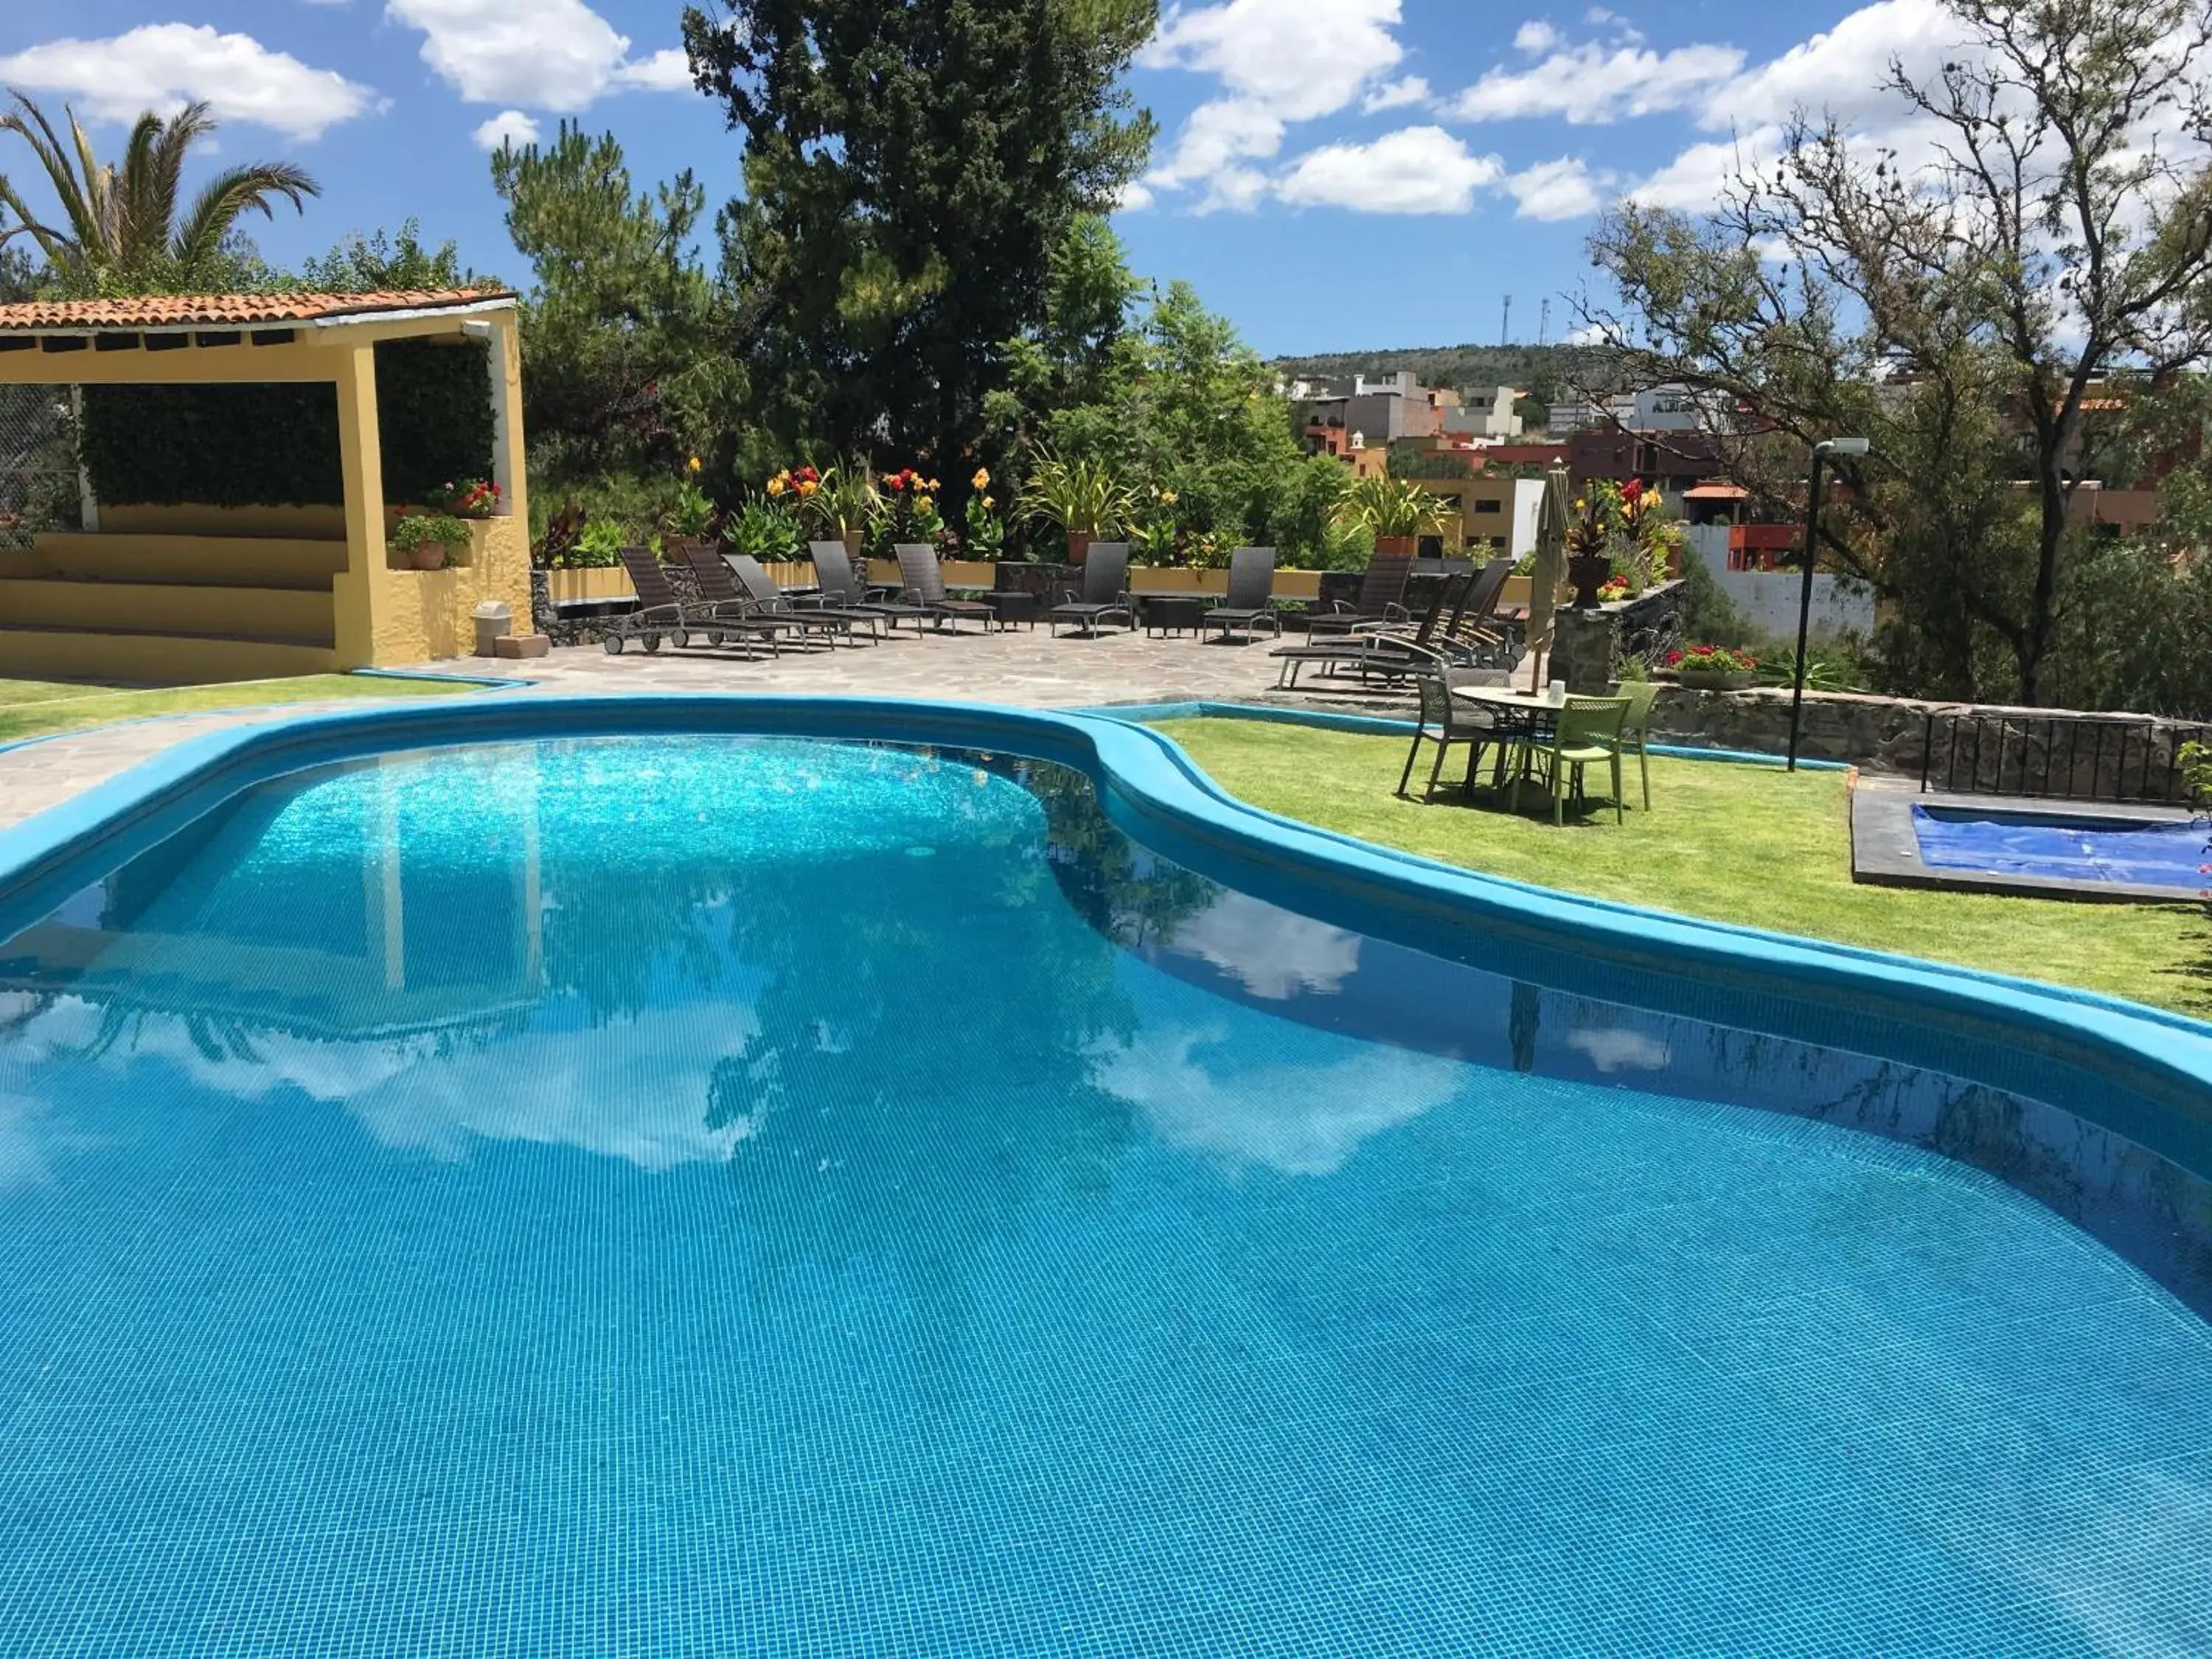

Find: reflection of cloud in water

[0,1089,100,1192]
[1100,1023,1463,1176]
[1565,1025,1671,1074]
[18,995,762,1173]
[1169,892,1363,999]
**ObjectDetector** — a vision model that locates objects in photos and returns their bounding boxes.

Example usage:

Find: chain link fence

[0,385,79,549]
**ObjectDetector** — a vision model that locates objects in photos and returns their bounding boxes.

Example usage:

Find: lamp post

[1787,436,1869,771]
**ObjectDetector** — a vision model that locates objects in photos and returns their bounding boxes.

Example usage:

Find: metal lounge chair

[1508,694,1631,824]
[712,549,880,647]
[1431,556,1520,668]
[603,545,781,657]
[1270,568,1472,688]
[1047,542,1134,636]
[805,541,933,632]
[1203,546,1283,642]
[1397,665,1510,801]
[1306,549,1415,637]
[894,543,998,632]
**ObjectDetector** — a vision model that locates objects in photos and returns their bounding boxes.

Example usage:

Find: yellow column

[332,343,392,667]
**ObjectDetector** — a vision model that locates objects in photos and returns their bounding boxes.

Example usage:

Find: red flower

[1622,478,1645,503]
[1666,650,1684,666]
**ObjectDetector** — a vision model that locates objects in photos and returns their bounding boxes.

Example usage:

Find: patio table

[1451,684,1568,795]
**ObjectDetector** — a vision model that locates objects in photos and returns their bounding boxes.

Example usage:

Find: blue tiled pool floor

[1,739,2208,1656]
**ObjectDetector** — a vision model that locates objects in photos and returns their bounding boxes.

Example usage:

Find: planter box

[541,566,634,604]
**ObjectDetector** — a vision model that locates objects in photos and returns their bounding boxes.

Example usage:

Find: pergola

[0,289,529,680]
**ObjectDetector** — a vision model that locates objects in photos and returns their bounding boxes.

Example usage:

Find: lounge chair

[672,542,849,650]
[716,549,884,647]
[1047,542,1134,636]
[1270,569,1473,688]
[1203,546,1283,641]
[604,545,781,656]
[1306,550,1415,637]
[1430,556,1520,668]
[894,543,998,632]
[805,541,933,632]
[1397,665,1510,801]
[1508,695,1631,824]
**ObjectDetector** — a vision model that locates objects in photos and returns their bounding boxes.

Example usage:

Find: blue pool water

[1,736,2209,1657]
[1913,803,2210,890]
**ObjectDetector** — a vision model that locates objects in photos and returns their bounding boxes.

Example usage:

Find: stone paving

[0,625,1444,834]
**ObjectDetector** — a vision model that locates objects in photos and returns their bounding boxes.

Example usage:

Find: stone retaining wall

[1652,685,2207,800]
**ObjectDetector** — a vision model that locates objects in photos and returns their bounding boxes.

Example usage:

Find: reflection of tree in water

[702,754,1222,1388]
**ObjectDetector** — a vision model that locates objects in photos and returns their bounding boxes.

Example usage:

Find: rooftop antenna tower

[1538,298,1551,347]
[1500,294,1513,346]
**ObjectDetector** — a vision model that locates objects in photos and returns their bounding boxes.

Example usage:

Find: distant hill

[1270,342,1621,408]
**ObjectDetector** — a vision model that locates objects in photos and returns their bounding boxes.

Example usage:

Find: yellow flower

[766,475,786,497]
[925,477,941,493]
[982,495,995,509]
[916,494,934,512]
[686,455,701,473]
[1573,498,1586,511]
[797,479,820,497]
[971,467,990,490]
[1161,489,1178,506]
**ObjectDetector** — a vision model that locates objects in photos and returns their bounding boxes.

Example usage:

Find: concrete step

[0,577,335,644]
[0,624,338,685]
[17,532,349,588]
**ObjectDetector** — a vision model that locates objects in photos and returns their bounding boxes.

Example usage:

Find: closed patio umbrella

[1525,467,1570,693]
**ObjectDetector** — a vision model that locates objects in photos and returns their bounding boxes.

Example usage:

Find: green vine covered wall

[79,339,495,509]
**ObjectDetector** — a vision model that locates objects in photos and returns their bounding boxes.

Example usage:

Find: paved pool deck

[0,627,1477,834]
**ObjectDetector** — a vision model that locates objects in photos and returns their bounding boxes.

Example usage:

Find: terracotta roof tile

[0,289,515,332]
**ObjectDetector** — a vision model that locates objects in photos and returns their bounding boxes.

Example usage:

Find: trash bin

[472,600,512,656]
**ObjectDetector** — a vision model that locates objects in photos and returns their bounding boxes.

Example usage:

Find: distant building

[1300,371,1461,456]
[1440,386,1523,441]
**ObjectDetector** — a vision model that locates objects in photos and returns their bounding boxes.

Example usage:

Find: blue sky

[0,1,1933,355]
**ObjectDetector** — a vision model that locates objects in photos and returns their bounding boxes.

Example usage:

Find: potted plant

[1563,487,1618,609]
[1338,473,1454,556]
[440,476,503,518]
[390,510,471,571]
[1665,642,1760,689]
[802,462,875,557]
[1020,450,1131,564]
[661,478,717,555]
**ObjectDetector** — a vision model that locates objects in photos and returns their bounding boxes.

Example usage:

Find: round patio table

[1450,683,1568,796]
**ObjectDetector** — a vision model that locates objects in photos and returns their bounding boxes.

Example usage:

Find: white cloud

[1504,156,1605,220]
[1514,20,1562,54]
[1143,0,1406,122]
[472,108,540,150]
[0,24,376,140]
[1141,0,1414,207]
[1361,74,1430,114]
[1278,125,1503,214]
[1167,894,1363,999]
[1628,133,1771,209]
[1447,39,1746,125]
[1116,179,1156,212]
[1703,0,1964,133]
[383,0,689,111]
[613,48,693,92]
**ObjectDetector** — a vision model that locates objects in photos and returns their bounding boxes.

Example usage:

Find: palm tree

[0,92,319,293]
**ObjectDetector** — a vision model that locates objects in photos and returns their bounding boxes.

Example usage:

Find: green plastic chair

[1509,695,1630,824]
[1610,680,1662,810]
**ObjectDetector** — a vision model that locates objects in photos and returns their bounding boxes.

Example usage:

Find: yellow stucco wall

[369,515,533,666]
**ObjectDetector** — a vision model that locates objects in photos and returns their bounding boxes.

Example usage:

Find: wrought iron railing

[1919,709,2212,804]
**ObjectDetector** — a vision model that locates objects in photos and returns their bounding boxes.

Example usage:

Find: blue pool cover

[1913,804,2210,890]
[1,737,2208,1657]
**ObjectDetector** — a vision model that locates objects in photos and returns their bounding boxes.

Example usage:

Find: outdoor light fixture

[461,319,493,340]
[1787,437,1869,771]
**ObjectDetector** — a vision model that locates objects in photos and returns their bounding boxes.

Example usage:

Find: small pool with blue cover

[1913,803,2208,891]
[0,731,2207,1656]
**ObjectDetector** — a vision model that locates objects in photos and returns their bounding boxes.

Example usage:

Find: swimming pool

[1914,803,2209,893]
[1,723,2209,1656]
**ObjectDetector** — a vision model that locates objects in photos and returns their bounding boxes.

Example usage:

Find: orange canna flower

[972,467,990,490]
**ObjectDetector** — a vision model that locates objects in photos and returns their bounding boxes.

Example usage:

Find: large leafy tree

[1580,0,2212,705]
[682,0,1156,501]
[0,94,317,295]
[298,219,487,293]
[490,122,742,499]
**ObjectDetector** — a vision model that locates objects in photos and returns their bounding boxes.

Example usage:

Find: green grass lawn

[1152,717,2212,1020]
[0,673,481,745]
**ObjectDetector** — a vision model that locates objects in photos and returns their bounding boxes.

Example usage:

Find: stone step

[17,532,349,588]
[0,623,337,685]
[0,577,335,644]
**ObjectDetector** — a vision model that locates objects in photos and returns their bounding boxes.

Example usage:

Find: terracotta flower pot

[1067,531,1093,566]
[1373,535,1418,557]
[406,542,448,571]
